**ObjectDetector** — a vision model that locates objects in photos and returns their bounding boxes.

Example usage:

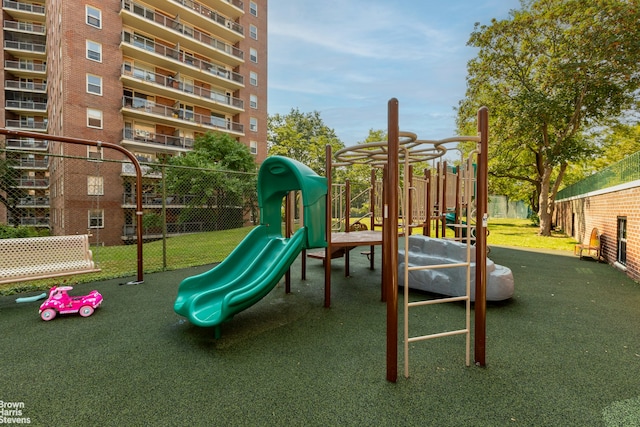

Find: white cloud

[268,0,522,145]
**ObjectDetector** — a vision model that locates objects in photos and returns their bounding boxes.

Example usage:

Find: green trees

[268,108,344,175]
[165,132,256,230]
[457,0,640,235]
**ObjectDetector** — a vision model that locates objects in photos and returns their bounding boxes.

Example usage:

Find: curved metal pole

[0,128,144,283]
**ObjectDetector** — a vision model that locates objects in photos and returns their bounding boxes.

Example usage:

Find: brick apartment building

[0,0,268,245]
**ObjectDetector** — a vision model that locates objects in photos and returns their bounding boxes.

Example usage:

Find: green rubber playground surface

[0,245,638,426]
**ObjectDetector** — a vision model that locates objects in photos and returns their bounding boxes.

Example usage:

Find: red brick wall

[555,184,640,281]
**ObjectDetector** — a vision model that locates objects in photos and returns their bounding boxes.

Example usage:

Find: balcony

[4,138,48,150]
[121,0,243,65]
[4,40,46,59]
[121,65,243,113]
[5,79,46,92]
[2,0,45,21]
[8,216,50,228]
[5,99,47,112]
[4,59,46,77]
[143,0,243,41]
[122,128,195,153]
[12,156,49,169]
[121,96,244,134]
[5,119,47,131]
[16,177,49,188]
[120,31,243,89]
[3,20,45,35]
[16,196,49,207]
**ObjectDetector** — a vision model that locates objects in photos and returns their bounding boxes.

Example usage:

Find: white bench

[0,234,101,285]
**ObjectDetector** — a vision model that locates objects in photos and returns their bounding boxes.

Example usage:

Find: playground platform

[0,245,638,426]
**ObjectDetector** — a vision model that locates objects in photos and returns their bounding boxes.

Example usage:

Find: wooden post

[475,107,489,366]
[285,191,293,293]
[441,161,448,238]
[370,169,376,271]
[425,169,431,236]
[386,98,399,383]
[344,179,351,277]
[324,144,333,308]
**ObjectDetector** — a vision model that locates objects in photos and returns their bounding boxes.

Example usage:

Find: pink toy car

[39,286,103,321]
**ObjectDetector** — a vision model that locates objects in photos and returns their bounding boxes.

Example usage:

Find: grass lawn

[488,218,578,251]
[0,226,254,295]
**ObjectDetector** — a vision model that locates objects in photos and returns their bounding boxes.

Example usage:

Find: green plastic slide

[173,225,306,328]
[174,156,327,334]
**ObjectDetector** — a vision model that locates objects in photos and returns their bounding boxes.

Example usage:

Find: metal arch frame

[0,128,145,284]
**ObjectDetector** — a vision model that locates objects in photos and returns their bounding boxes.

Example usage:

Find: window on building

[87,176,104,195]
[250,140,257,155]
[250,117,257,132]
[250,24,258,40]
[86,40,102,62]
[250,94,257,109]
[178,103,194,120]
[250,71,258,86]
[87,146,103,159]
[617,216,627,266]
[250,48,257,63]
[86,6,101,28]
[250,1,258,16]
[87,74,102,95]
[132,33,155,52]
[88,209,104,228]
[87,108,103,128]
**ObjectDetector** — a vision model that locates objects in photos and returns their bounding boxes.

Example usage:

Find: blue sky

[267,0,522,146]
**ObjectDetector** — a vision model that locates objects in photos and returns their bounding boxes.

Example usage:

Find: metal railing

[4,40,46,54]
[4,80,47,92]
[3,20,46,34]
[4,120,47,131]
[16,178,49,188]
[121,65,243,110]
[123,128,196,151]
[121,30,244,86]
[3,60,46,73]
[14,157,48,168]
[122,96,244,133]
[122,0,243,61]
[5,100,47,111]
[16,197,49,207]
[2,0,45,14]
[7,216,50,227]
[170,0,243,36]
[557,151,640,199]
[4,138,48,149]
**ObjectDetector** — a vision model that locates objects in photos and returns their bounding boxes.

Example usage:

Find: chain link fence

[488,195,530,219]
[1,147,258,291]
[557,150,640,200]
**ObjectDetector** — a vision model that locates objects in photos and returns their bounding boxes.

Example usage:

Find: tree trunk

[537,165,553,236]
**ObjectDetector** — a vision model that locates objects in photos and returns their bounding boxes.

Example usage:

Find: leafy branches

[458,0,640,235]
